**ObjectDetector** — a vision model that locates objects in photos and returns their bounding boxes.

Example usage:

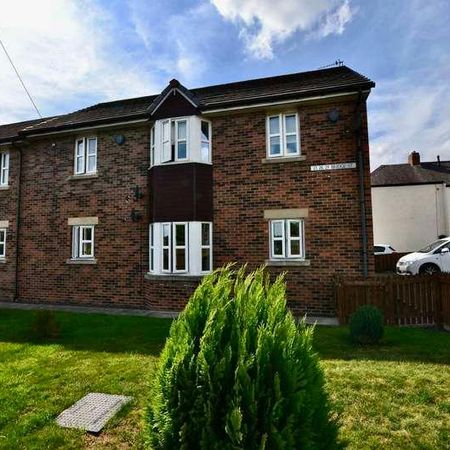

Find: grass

[0,309,449,449]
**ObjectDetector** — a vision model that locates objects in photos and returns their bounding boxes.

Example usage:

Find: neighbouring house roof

[371,160,450,186]
[0,118,47,144]
[0,65,374,138]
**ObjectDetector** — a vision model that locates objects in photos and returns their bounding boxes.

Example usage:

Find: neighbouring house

[0,66,375,317]
[371,151,450,252]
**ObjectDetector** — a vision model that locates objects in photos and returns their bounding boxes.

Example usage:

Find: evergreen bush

[349,305,384,345]
[147,266,339,449]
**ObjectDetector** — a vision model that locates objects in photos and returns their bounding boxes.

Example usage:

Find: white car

[374,244,396,255]
[396,237,450,275]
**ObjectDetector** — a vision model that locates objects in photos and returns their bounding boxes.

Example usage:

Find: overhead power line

[0,37,42,118]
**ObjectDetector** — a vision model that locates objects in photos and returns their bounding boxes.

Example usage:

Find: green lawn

[0,309,449,449]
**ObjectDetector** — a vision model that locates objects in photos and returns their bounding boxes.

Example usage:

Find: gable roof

[0,118,48,144]
[0,65,374,138]
[371,160,450,186]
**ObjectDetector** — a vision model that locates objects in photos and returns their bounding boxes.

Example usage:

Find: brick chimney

[408,151,420,166]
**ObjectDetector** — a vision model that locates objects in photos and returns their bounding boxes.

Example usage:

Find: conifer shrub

[147,266,339,449]
[349,305,384,345]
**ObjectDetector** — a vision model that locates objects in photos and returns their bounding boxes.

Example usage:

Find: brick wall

[0,146,19,301]
[212,98,373,316]
[0,95,373,316]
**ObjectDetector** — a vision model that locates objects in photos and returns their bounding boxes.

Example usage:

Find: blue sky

[1,0,449,168]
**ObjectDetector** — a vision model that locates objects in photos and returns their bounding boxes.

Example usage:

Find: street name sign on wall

[310,162,357,172]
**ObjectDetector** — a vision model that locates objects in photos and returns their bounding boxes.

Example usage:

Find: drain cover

[56,393,132,433]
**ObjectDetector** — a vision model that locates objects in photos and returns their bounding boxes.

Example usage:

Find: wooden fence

[335,274,450,327]
[374,253,408,273]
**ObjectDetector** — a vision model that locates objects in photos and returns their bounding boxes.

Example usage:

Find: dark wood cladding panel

[150,163,213,222]
[152,91,199,120]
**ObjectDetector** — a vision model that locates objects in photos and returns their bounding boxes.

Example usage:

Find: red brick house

[0,66,375,316]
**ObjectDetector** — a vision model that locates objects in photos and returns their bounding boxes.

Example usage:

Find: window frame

[266,112,300,158]
[173,222,188,273]
[174,119,189,162]
[149,223,155,272]
[71,225,95,259]
[200,120,212,163]
[161,222,172,273]
[0,152,9,186]
[270,219,305,260]
[0,228,6,259]
[74,137,97,175]
[150,126,155,167]
[201,222,212,273]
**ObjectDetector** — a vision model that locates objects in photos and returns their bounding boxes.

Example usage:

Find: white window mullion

[161,223,172,272]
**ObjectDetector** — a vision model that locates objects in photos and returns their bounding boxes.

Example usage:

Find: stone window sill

[68,173,98,181]
[261,155,306,164]
[265,259,311,267]
[66,258,97,265]
[0,186,10,190]
[0,259,6,264]
[145,273,204,282]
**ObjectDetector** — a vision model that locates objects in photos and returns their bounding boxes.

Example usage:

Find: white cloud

[0,0,160,124]
[211,0,354,59]
[369,71,450,169]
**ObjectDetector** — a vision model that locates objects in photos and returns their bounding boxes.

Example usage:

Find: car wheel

[419,263,440,275]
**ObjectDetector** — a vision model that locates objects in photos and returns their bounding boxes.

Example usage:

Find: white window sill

[0,258,6,264]
[145,273,204,282]
[265,259,310,267]
[68,173,98,181]
[0,185,10,190]
[262,155,306,164]
[66,258,97,265]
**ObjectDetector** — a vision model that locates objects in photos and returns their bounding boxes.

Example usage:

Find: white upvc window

[150,126,155,167]
[161,120,171,163]
[72,225,95,259]
[201,222,212,272]
[174,119,188,161]
[74,137,97,175]
[270,219,305,259]
[267,113,300,158]
[149,223,155,272]
[151,116,212,166]
[149,222,212,276]
[0,229,6,259]
[0,152,9,186]
[173,222,188,272]
[201,120,212,163]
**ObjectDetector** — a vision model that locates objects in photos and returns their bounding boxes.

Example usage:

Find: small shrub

[147,266,340,449]
[349,305,384,345]
[30,310,60,340]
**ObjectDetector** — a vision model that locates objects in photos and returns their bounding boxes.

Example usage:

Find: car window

[436,242,450,253]
[418,240,446,253]
[374,246,384,253]
[389,246,396,252]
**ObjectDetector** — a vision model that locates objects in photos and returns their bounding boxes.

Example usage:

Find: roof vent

[408,151,420,166]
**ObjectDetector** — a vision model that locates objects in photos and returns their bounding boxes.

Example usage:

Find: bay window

[270,219,304,259]
[267,113,299,158]
[150,116,212,166]
[0,152,9,186]
[149,222,213,276]
[74,137,97,175]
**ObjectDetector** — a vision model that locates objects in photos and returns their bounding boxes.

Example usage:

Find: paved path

[0,301,338,325]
